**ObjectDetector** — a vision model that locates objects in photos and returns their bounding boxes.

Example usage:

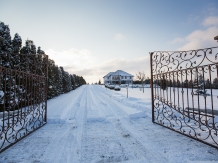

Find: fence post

[45,55,48,123]
[150,52,154,123]
[126,85,128,98]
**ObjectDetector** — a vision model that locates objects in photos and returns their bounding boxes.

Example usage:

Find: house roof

[103,72,114,78]
[103,70,134,78]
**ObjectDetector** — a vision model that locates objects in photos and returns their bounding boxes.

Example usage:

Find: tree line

[133,71,218,90]
[157,74,218,90]
[0,21,86,112]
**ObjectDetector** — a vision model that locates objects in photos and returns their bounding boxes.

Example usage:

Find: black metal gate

[0,52,48,152]
[150,46,218,149]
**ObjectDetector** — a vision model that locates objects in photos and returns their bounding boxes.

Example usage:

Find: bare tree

[136,71,146,93]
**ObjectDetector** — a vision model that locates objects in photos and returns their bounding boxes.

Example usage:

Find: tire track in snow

[90,85,168,163]
[39,87,87,163]
[46,86,88,163]
[65,86,88,163]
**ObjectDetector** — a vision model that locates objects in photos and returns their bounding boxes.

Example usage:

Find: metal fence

[0,52,48,152]
[150,46,218,149]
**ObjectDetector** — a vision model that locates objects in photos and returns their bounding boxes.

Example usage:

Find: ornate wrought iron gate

[150,47,218,149]
[0,52,48,152]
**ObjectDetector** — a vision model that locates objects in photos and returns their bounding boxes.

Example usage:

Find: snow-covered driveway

[0,85,218,163]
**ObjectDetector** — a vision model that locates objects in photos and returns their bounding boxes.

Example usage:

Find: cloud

[171,37,185,44]
[45,48,96,69]
[177,26,218,51]
[202,16,218,26]
[114,33,125,41]
[85,56,151,84]
[45,48,151,83]
[171,16,218,51]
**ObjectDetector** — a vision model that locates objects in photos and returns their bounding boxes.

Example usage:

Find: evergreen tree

[62,70,72,93]
[80,76,86,85]
[70,74,75,90]
[0,22,13,67]
[36,46,45,76]
[0,22,13,54]
[168,79,173,87]
[48,59,57,99]
[74,74,79,88]
[205,79,211,89]
[0,22,15,112]
[53,65,61,95]
[58,67,63,93]
[37,46,45,54]
[20,40,32,54]
[12,33,22,69]
[189,80,193,88]
[20,40,33,72]
[213,78,218,89]
[160,75,167,90]
[30,44,36,54]
[177,79,181,88]
[12,33,22,53]
[198,74,204,89]
[183,80,189,88]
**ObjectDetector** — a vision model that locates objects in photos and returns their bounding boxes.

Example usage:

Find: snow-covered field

[0,85,218,163]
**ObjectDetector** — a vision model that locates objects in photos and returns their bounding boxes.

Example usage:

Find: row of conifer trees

[0,21,86,111]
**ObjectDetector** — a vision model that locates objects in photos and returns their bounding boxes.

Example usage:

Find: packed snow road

[0,85,218,163]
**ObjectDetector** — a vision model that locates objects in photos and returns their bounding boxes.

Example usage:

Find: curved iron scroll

[0,52,48,152]
[150,46,218,149]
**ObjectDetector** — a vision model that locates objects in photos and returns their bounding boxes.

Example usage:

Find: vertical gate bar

[21,71,24,119]
[33,75,36,112]
[25,73,27,115]
[191,69,195,119]
[177,71,180,111]
[162,73,165,103]
[39,76,42,117]
[166,72,169,105]
[15,70,18,123]
[169,72,172,107]
[202,66,208,125]
[150,52,154,122]
[2,67,5,132]
[181,70,184,114]
[44,55,48,123]
[196,68,201,124]
[5,69,10,129]
[209,65,215,128]
[27,73,29,113]
[17,70,20,119]
[30,74,33,112]
[173,72,176,108]
[14,70,16,123]
[9,68,14,126]
[160,74,162,101]
[186,69,190,117]
[157,75,159,100]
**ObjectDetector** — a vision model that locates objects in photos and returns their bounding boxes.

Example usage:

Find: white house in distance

[103,70,134,84]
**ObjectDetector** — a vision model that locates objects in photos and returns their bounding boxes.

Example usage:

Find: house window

[130,77,131,79]
[125,76,127,79]
[108,77,109,79]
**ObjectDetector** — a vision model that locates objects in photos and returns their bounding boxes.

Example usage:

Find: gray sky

[1,0,218,83]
